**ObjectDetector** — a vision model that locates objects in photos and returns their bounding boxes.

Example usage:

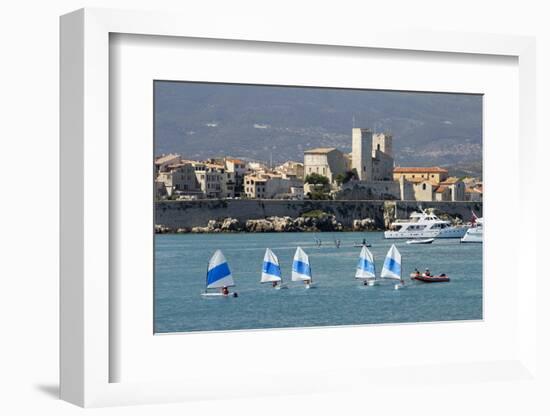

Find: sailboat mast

[205,261,209,293]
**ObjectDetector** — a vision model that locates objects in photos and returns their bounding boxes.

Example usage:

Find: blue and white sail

[380,244,402,280]
[355,246,376,280]
[292,247,312,281]
[206,249,234,289]
[261,248,282,283]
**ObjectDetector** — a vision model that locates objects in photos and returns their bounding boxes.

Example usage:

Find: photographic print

[154,81,483,333]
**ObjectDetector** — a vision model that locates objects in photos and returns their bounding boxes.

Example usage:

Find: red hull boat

[411,274,450,283]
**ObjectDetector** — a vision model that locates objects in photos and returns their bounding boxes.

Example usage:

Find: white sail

[292,247,312,281]
[261,248,282,283]
[355,246,376,279]
[380,244,402,280]
[206,249,234,289]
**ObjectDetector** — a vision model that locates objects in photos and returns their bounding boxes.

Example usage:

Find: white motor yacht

[460,217,483,243]
[384,210,468,239]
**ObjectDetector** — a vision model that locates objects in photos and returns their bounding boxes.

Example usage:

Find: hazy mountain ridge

[154,82,483,174]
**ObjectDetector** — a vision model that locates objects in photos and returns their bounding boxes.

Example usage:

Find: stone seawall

[155,200,483,230]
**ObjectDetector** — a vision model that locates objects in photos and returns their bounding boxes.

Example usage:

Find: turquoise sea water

[154,232,482,333]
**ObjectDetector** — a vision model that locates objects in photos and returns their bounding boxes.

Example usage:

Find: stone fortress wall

[155,199,483,230]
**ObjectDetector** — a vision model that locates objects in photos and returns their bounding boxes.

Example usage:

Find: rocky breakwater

[351,218,377,231]
[245,215,344,232]
[155,213,382,234]
[158,214,349,233]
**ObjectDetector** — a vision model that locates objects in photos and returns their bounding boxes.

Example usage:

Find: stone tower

[352,128,373,181]
[372,133,393,157]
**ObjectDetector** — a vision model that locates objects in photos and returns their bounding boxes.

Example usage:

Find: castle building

[303,128,394,188]
[303,147,347,183]
[351,128,373,180]
[372,132,393,156]
[371,133,394,181]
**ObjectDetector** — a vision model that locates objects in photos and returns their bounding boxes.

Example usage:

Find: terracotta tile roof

[393,166,448,174]
[226,158,244,164]
[434,185,448,193]
[304,147,337,154]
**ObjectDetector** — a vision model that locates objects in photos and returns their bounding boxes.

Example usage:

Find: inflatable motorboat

[411,273,450,283]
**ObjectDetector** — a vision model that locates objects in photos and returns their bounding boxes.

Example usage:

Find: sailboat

[380,244,405,290]
[355,245,377,286]
[292,247,315,288]
[201,250,238,297]
[261,248,287,289]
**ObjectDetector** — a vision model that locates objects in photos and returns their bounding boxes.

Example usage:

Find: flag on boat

[292,247,312,281]
[355,246,375,279]
[380,244,402,280]
[206,249,234,289]
[261,248,282,283]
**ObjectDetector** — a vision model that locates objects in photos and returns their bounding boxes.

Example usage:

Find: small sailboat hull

[353,243,372,248]
[357,279,377,287]
[274,283,288,290]
[201,292,239,297]
[304,282,317,289]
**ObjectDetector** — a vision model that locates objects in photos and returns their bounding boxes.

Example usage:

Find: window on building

[422,183,426,190]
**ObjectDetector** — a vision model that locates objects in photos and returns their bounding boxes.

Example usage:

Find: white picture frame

[60,8,537,407]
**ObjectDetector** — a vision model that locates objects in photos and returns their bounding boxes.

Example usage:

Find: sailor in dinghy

[261,248,287,289]
[381,244,405,290]
[355,245,377,286]
[201,250,238,297]
[292,247,315,288]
